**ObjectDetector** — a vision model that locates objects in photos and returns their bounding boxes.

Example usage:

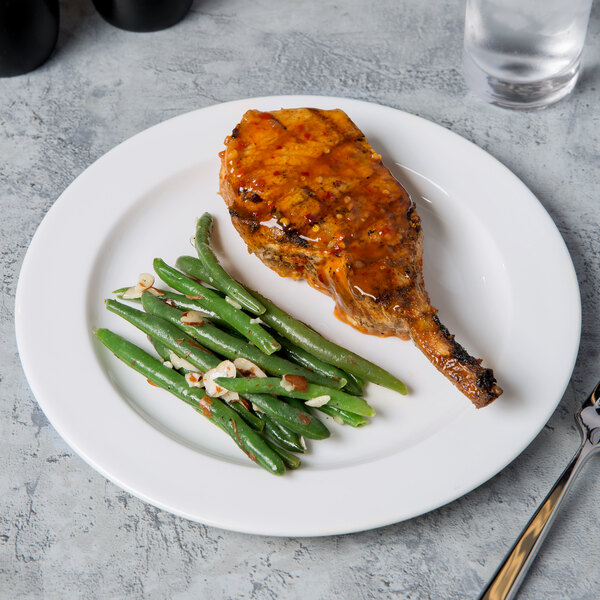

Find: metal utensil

[479,380,600,600]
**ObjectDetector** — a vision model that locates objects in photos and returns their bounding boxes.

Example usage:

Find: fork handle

[479,440,595,600]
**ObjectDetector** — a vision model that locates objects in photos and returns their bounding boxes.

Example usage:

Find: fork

[479,380,600,600]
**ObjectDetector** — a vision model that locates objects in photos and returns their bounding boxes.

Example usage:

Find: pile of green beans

[94,329,284,475]
[96,213,407,475]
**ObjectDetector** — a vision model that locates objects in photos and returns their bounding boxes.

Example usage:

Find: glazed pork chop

[219,108,502,407]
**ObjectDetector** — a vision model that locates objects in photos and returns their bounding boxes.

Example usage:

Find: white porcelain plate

[15,96,581,536]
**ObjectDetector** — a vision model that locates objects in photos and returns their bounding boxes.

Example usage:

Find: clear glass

[463,0,593,110]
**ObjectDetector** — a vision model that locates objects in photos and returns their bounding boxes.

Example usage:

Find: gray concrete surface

[1,0,599,598]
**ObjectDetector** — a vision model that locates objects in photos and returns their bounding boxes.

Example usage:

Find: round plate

[15,96,581,536]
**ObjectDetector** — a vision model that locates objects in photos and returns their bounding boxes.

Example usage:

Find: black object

[92,0,193,32]
[0,0,59,77]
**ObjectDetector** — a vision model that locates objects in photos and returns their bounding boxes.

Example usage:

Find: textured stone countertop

[1,1,599,598]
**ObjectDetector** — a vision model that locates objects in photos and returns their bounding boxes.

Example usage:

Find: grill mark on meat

[240,188,264,203]
[301,186,318,199]
[228,208,260,233]
[283,228,309,248]
[219,108,502,407]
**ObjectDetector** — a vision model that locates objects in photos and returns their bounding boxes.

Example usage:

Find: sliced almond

[185,372,205,388]
[249,317,263,325]
[203,360,236,397]
[168,350,197,372]
[121,285,142,299]
[222,390,240,402]
[304,395,330,408]
[162,361,173,369]
[137,273,155,290]
[180,310,205,326]
[233,358,267,379]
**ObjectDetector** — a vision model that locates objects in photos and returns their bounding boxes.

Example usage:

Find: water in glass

[463,0,593,109]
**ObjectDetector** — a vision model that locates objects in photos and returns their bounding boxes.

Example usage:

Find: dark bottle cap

[0,0,59,77]
[92,0,193,33]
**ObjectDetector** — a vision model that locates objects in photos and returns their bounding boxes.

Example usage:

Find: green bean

[168,256,212,285]
[194,214,265,315]
[114,287,226,325]
[284,396,311,412]
[148,337,193,372]
[94,328,284,475]
[338,377,363,397]
[316,404,369,427]
[194,212,212,245]
[113,287,142,301]
[264,439,301,470]
[223,399,264,433]
[259,412,305,453]
[214,377,375,417]
[157,291,225,324]
[154,258,280,355]
[141,291,344,389]
[105,299,220,372]
[345,372,365,395]
[241,391,329,440]
[283,396,366,428]
[271,332,348,389]
[248,290,407,395]
[348,372,366,387]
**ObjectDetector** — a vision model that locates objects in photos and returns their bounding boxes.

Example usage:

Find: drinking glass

[463,0,593,110]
